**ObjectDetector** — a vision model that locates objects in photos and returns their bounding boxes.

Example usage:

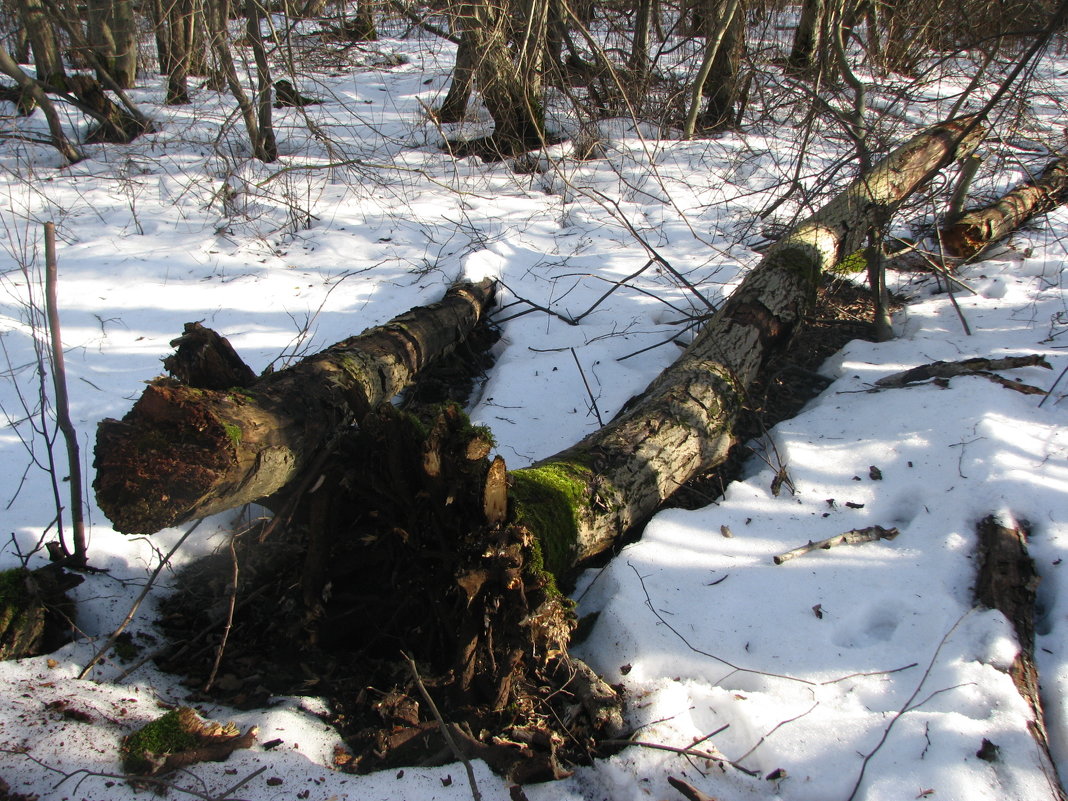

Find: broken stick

[874,355,1051,388]
[773,526,899,565]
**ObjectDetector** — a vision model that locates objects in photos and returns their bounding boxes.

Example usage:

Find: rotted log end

[94,382,237,534]
[941,223,985,259]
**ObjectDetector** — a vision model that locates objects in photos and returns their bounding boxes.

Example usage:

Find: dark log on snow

[94,279,496,534]
[974,516,1067,801]
[511,117,983,575]
[942,153,1068,258]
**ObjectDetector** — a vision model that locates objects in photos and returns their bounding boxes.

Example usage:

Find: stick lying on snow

[874,354,1051,393]
[773,526,899,565]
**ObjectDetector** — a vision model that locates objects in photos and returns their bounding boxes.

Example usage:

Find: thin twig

[204,532,241,692]
[570,347,604,426]
[78,519,202,680]
[601,732,759,776]
[402,653,482,801]
[844,614,969,801]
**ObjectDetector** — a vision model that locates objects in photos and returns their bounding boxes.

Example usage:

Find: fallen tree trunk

[94,279,496,534]
[942,153,1068,258]
[974,516,1067,801]
[146,118,983,780]
[511,117,983,575]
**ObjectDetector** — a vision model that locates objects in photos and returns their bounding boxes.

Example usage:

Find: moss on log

[517,117,984,569]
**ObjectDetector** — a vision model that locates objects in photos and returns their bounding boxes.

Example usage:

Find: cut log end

[94,382,238,534]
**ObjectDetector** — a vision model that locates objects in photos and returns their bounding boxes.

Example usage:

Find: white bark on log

[511,117,985,575]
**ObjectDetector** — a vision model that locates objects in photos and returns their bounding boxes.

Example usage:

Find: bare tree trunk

[85,0,140,88]
[0,48,82,164]
[19,0,66,89]
[166,0,193,103]
[698,0,745,130]
[205,0,276,161]
[245,0,279,161]
[94,280,497,534]
[111,0,139,87]
[788,0,826,71]
[683,0,740,138]
[511,117,983,575]
[436,25,475,123]
[456,0,549,156]
[942,153,1068,258]
[628,0,651,79]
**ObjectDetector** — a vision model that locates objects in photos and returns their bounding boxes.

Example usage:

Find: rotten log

[510,117,984,575]
[94,279,496,534]
[974,516,1067,801]
[942,153,1068,258]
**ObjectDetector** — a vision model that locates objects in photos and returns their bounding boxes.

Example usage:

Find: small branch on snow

[874,355,1051,389]
[773,526,899,565]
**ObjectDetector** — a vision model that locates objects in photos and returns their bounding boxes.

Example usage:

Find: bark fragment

[974,516,1067,801]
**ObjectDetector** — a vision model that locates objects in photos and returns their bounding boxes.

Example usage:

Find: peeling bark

[94,280,496,534]
[942,154,1068,258]
[513,117,984,575]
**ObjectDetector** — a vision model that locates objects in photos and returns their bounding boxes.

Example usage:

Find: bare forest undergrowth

[154,276,881,781]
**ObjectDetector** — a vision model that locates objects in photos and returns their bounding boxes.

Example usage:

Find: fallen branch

[873,355,1052,389]
[773,525,899,565]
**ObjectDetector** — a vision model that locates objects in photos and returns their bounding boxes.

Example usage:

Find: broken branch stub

[511,117,984,575]
[94,279,496,534]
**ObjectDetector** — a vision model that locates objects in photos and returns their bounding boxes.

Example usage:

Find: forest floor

[1,17,1068,801]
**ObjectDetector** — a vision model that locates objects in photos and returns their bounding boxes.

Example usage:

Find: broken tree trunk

[94,279,496,534]
[511,117,983,575]
[942,153,1068,258]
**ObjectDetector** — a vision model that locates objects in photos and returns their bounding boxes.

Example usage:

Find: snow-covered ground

[1,19,1068,801]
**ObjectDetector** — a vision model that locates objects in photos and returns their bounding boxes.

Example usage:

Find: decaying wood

[511,117,983,575]
[974,516,1067,801]
[162,322,257,390]
[0,566,81,660]
[772,525,899,565]
[942,154,1068,258]
[94,279,495,534]
[874,354,1052,391]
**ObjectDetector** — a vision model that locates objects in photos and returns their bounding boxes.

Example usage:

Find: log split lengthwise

[511,117,984,576]
[94,279,496,534]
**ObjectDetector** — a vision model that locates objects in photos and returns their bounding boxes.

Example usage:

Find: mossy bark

[95,279,496,534]
[518,117,983,571]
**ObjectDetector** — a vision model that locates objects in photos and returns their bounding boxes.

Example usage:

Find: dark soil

[157,275,881,782]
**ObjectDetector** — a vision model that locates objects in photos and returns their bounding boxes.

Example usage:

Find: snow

[2,20,1068,801]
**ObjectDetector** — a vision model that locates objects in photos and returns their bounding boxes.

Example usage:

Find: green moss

[221,422,242,447]
[510,461,592,579]
[121,708,199,775]
[833,248,868,274]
